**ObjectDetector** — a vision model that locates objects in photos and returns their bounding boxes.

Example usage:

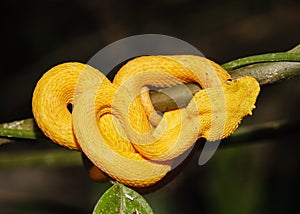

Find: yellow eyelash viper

[32,55,260,187]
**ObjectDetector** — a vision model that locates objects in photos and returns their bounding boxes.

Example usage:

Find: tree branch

[229,44,300,84]
[0,44,299,142]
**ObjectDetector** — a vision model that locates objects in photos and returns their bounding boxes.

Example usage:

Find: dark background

[0,0,300,213]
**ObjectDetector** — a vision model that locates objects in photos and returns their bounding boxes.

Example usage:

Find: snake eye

[226,78,232,83]
[67,103,73,113]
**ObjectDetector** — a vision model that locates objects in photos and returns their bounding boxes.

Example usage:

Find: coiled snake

[32,55,260,187]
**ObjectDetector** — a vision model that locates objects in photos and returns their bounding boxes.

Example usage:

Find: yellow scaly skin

[32,56,260,187]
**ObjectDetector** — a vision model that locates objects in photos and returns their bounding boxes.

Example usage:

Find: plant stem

[222,52,300,71]
[0,119,46,145]
[0,129,40,139]
[229,44,300,85]
[0,44,299,141]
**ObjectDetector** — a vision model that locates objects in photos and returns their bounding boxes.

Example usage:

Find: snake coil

[32,55,260,187]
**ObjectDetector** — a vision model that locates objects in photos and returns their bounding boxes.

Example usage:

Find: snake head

[191,75,260,141]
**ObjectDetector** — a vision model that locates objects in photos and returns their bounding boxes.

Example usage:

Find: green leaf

[93,182,154,214]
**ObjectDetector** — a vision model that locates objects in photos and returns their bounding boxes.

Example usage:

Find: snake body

[32,55,260,187]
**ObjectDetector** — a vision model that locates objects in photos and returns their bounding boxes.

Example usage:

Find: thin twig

[222,52,300,71]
